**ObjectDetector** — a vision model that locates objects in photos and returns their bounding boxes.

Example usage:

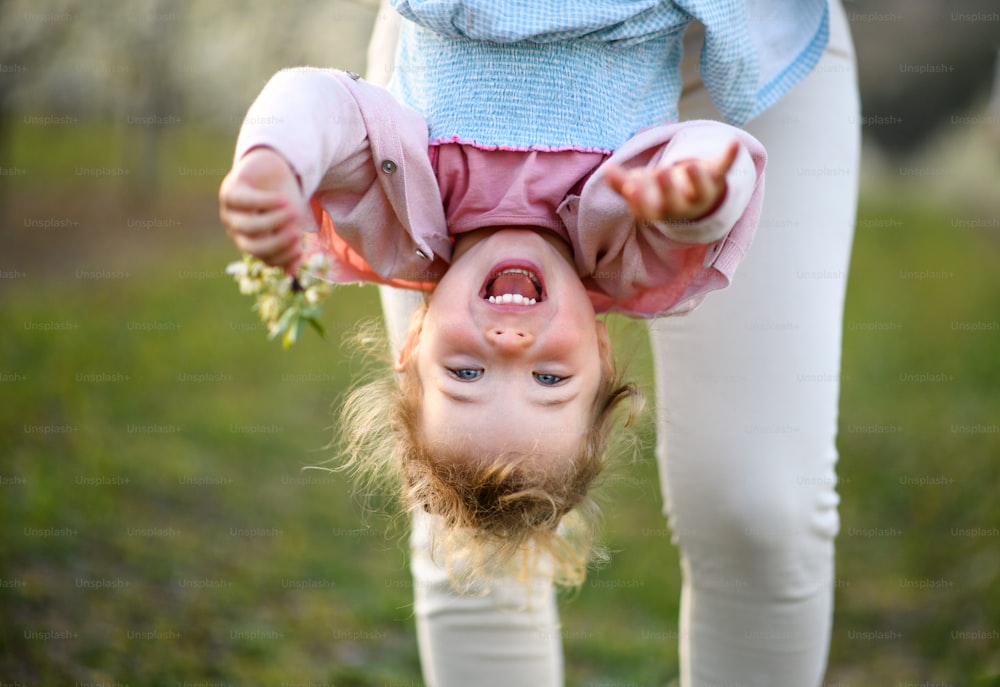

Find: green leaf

[305,317,326,339]
[282,317,305,349]
[269,307,297,341]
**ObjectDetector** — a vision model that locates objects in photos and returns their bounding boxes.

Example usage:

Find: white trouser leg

[650,3,860,685]
[408,511,565,687]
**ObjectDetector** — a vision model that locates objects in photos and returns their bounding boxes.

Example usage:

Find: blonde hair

[338,306,642,588]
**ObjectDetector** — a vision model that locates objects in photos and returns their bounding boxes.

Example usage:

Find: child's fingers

[603,163,629,196]
[269,242,304,273]
[605,164,650,217]
[684,163,716,204]
[219,183,288,214]
[222,206,296,239]
[634,173,663,218]
[231,224,301,265]
[711,140,740,178]
[657,165,691,209]
[614,170,652,219]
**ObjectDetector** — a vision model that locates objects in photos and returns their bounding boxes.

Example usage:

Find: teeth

[487,294,536,305]
[484,268,542,305]
[500,269,541,288]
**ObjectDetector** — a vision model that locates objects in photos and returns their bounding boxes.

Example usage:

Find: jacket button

[415,249,431,261]
[381,159,397,174]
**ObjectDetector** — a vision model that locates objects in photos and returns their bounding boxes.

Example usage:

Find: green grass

[3,117,236,193]
[1,241,422,684]
[831,201,1000,685]
[2,121,999,684]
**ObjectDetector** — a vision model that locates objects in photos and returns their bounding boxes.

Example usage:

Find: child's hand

[604,140,739,223]
[219,147,309,272]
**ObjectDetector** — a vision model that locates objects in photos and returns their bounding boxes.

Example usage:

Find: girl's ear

[394,306,427,372]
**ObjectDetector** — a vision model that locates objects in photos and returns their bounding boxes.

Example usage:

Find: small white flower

[238,276,260,295]
[307,252,328,273]
[228,253,331,348]
[257,295,282,323]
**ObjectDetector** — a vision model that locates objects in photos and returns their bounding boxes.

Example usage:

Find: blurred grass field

[1,120,999,686]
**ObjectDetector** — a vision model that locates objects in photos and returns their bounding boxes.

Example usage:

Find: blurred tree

[3,0,995,178]
[847,0,1000,154]
[0,0,377,204]
[0,0,79,184]
[122,0,184,202]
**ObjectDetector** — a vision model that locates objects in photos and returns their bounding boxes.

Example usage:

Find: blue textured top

[389,0,829,151]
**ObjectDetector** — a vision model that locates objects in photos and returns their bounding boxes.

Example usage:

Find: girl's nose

[485,327,535,353]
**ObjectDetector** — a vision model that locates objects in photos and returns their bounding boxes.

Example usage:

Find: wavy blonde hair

[338,306,643,587]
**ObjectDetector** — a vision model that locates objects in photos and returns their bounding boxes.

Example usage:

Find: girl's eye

[450,368,483,381]
[533,372,565,386]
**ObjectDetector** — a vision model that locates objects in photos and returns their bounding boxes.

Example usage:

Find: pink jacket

[234,68,766,318]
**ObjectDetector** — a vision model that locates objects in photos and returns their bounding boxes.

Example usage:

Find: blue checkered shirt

[389,0,829,150]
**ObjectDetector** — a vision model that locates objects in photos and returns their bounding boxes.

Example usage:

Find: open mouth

[480,263,545,306]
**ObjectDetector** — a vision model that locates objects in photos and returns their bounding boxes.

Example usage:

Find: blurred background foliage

[1,0,999,685]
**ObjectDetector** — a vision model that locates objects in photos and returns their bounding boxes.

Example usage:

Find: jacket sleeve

[234,67,377,204]
[232,67,450,286]
[570,120,766,317]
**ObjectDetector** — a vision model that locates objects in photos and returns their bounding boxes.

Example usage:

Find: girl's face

[409,227,609,464]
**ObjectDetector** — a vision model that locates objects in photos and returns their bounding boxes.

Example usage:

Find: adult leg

[648,3,860,685]
[369,3,564,684]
